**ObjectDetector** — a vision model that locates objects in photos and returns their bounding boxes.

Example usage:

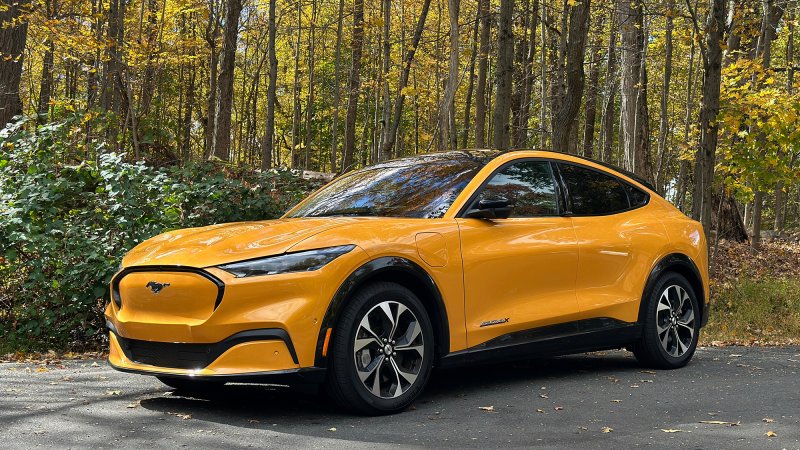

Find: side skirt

[438,318,642,369]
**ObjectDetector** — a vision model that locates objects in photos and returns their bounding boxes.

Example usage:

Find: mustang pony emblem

[145,281,171,294]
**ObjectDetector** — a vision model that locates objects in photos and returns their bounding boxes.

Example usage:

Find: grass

[701,277,800,345]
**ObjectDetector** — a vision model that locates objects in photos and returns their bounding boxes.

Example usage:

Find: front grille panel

[119,338,213,369]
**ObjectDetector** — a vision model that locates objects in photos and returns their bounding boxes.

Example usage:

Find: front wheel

[325,281,434,415]
[633,272,700,369]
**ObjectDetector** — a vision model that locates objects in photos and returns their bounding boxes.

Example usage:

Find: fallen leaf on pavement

[36,367,49,373]
[106,390,121,396]
[699,420,739,426]
[167,412,192,420]
[762,418,775,423]
[328,427,337,432]
[478,406,495,412]
[640,370,657,374]
[610,400,622,403]
[126,402,139,409]
[601,427,613,433]
[729,354,743,358]
[539,394,549,399]
[248,419,260,424]
[536,409,545,413]
[90,362,100,367]
[766,431,777,438]
[661,429,688,433]
[630,384,640,388]
[554,406,563,411]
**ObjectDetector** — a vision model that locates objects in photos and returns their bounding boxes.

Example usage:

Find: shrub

[0,113,320,351]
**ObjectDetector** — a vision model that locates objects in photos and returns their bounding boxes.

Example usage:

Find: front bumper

[108,359,326,384]
[107,323,320,381]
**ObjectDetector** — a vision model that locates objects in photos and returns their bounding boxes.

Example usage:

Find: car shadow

[138,351,642,430]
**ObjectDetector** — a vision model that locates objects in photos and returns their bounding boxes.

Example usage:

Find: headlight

[217,245,355,278]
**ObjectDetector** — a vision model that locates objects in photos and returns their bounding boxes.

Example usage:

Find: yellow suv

[107,150,709,414]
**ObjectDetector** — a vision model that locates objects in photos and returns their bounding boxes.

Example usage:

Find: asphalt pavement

[1,346,798,449]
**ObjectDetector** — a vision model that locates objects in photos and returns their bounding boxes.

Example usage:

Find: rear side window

[558,163,630,215]
[626,184,649,208]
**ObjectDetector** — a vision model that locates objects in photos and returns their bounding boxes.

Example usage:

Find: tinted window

[626,184,649,208]
[474,160,558,217]
[559,163,630,215]
[287,151,499,218]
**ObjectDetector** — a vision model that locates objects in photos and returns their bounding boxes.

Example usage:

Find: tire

[325,281,435,415]
[633,272,701,369]
[156,376,225,392]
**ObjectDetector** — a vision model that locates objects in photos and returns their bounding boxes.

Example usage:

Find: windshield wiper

[307,207,377,217]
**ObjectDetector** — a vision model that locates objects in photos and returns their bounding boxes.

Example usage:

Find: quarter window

[559,163,630,215]
[474,161,558,217]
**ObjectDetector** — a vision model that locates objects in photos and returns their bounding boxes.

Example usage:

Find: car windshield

[287,151,499,219]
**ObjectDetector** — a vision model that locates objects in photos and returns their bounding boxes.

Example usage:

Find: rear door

[556,162,663,324]
[458,159,580,348]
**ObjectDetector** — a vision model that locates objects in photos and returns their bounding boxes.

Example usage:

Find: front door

[457,160,580,348]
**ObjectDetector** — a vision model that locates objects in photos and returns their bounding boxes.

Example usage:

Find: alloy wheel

[656,284,695,357]
[353,300,425,399]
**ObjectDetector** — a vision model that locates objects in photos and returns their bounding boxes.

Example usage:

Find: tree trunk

[439,0,460,151]
[518,0,539,148]
[600,10,618,162]
[551,0,591,154]
[511,0,530,148]
[474,0,491,148]
[618,0,650,176]
[775,2,794,232]
[37,0,54,121]
[691,0,726,242]
[0,0,28,127]
[378,0,432,161]
[581,14,604,157]
[750,0,785,249]
[290,0,303,168]
[211,0,242,161]
[203,5,220,160]
[675,32,696,211]
[330,0,345,172]
[462,9,480,148]
[377,0,392,161]
[304,1,318,169]
[342,0,365,172]
[261,0,277,171]
[655,0,674,190]
[491,0,515,150]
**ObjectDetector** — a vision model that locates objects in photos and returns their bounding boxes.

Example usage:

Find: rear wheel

[633,272,700,369]
[326,281,434,415]
[157,376,225,392]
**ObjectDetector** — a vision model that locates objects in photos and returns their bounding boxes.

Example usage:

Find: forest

[1,0,800,349]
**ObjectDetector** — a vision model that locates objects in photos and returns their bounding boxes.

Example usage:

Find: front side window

[558,163,630,215]
[473,160,558,217]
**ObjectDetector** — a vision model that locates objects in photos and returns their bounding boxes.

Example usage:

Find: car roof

[371,149,659,194]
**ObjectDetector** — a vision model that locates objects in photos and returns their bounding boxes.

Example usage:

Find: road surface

[1,346,798,448]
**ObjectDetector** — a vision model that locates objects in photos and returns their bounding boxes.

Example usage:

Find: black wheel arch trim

[314,256,450,367]
[641,253,708,327]
[111,265,225,310]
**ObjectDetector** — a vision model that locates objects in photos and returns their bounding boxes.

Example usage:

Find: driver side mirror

[464,197,513,219]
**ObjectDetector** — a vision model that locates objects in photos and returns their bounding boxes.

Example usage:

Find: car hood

[122,218,359,268]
